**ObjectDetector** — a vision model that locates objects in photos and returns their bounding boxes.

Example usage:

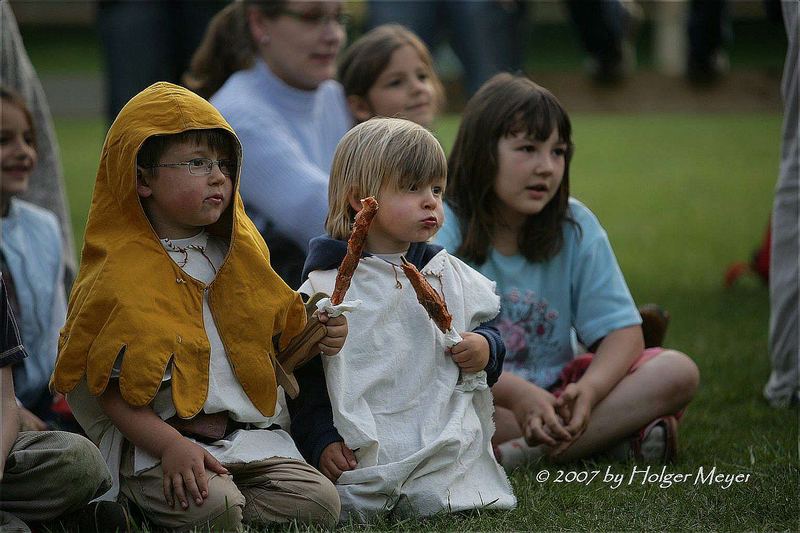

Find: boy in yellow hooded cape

[51,82,344,530]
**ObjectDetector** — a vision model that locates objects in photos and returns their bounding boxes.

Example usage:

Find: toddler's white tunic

[300,249,516,521]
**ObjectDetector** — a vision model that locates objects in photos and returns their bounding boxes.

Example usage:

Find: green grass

[55,112,796,531]
[22,17,786,76]
[21,26,102,74]
[55,118,106,250]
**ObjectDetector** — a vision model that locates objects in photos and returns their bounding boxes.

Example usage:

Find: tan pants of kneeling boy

[119,445,340,531]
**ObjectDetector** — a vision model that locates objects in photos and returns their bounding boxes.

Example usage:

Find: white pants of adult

[765,0,799,408]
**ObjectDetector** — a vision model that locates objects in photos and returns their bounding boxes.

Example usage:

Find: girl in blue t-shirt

[436,73,700,468]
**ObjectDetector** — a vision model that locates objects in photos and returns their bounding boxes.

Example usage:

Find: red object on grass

[752,224,771,281]
[724,222,771,288]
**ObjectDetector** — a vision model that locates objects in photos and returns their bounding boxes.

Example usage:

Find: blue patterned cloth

[436,198,641,389]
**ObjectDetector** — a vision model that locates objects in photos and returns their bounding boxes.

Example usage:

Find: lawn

[54,112,796,531]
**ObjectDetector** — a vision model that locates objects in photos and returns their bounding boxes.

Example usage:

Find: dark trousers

[97,0,224,123]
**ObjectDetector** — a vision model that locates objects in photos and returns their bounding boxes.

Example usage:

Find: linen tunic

[300,249,516,521]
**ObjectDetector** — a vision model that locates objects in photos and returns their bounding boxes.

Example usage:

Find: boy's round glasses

[150,158,235,177]
[279,8,350,27]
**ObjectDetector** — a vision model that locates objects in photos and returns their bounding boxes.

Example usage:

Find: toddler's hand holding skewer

[447,332,489,373]
[315,310,348,356]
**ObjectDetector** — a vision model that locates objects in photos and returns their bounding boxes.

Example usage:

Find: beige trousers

[119,447,340,531]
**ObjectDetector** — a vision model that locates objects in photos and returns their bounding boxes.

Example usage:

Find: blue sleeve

[286,356,343,468]
[472,323,505,386]
[232,114,329,252]
[45,212,67,370]
[434,203,463,254]
[570,206,641,347]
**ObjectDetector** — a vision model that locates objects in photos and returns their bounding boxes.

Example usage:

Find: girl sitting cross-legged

[436,73,700,469]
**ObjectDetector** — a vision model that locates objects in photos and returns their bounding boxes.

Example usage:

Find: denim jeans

[367,0,523,95]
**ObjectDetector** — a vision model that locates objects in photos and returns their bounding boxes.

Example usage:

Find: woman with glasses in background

[185,1,352,288]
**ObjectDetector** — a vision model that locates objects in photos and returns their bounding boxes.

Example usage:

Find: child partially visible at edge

[0,86,71,432]
[435,73,700,469]
[338,24,444,128]
[51,82,345,530]
[0,273,119,531]
[289,117,516,522]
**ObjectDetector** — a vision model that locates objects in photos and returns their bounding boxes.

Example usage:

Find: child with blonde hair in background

[290,117,515,521]
[338,24,444,128]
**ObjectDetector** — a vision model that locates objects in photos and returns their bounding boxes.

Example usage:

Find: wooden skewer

[331,197,379,305]
[400,256,452,333]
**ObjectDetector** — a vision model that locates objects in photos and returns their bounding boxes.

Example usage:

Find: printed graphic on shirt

[496,288,562,387]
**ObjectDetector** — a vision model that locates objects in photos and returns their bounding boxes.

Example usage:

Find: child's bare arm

[0,367,19,478]
[555,325,643,446]
[17,405,47,431]
[98,380,228,509]
[448,332,490,373]
[316,312,347,356]
[319,441,357,482]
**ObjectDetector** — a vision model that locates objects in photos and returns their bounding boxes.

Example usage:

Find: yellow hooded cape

[52,82,306,418]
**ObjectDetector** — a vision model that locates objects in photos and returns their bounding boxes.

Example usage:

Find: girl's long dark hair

[446,73,576,265]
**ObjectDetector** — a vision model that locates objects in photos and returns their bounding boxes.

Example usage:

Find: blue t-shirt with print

[436,198,641,389]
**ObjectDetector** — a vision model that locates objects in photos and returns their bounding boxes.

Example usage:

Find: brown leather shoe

[639,303,670,348]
